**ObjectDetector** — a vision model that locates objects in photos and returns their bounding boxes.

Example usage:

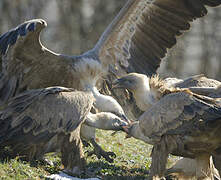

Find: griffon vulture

[0,0,221,171]
[0,86,129,175]
[0,19,131,162]
[113,73,221,179]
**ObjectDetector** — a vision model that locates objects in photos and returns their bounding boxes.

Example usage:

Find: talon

[101,151,117,163]
[89,139,117,163]
[111,131,118,136]
[87,150,101,159]
[108,152,116,158]
[82,140,91,147]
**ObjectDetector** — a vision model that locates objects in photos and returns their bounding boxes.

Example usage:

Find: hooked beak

[117,121,129,132]
[110,119,129,135]
[121,114,131,124]
[111,115,132,135]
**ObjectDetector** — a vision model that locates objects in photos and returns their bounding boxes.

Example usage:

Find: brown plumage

[0,0,221,176]
[0,87,94,174]
[141,91,221,179]
[0,20,129,162]
[113,73,221,179]
[0,86,128,174]
[131,90,221,179]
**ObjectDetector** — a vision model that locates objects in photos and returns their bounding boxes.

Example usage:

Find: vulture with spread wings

[1,0,221,105]
[0,0,221,177]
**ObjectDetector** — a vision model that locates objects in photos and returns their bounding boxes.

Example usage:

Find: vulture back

[0,87,94,158]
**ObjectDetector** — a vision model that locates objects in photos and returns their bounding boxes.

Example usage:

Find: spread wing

[0,19,82,105]
[138,91,221,142]
[93,0,221,76]
[0,87,94,147]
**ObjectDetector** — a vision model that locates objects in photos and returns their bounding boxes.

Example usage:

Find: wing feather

[173,75,221,89]
[138,92,221,142]
[0,87,94,146]
[93,0,221,76]
[0,19,83,105]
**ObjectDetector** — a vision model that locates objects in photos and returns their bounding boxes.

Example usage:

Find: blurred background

[0,0,221,80]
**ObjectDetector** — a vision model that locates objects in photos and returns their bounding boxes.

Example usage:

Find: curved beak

[121,114,131,124]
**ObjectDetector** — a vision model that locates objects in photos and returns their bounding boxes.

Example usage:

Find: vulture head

[85,112,129,131]
[113,73,164,111]
[113,73,148,93]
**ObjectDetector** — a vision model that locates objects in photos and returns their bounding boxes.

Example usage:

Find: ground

[0,130,178,180]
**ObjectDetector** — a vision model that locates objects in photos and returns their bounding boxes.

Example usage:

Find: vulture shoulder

[93,0,221,76]
[0,87,94,146]
[138,91,221,142]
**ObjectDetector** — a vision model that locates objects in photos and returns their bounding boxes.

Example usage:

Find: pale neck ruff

[133,76,156,111]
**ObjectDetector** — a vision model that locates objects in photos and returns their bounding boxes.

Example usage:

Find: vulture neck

[133,76,157,111]
[129,122,154,145]
[85,112,124,130]
[90,86,124,116]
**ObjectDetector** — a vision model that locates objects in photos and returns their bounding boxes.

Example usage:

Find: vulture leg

[149,144,168,179]
[81,124,116,163]
[195,154,214,180]
[61,126,86,176]
[88,138,116,163]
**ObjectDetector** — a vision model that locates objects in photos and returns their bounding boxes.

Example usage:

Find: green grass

[0,130,178,179]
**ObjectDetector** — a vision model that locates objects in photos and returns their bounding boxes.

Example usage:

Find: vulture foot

[82,139,91,147]
[30,158,55,167]
[88,139,116,163]
[40,158,55,166]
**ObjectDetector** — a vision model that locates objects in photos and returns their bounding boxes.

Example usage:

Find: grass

[0,130,178,179]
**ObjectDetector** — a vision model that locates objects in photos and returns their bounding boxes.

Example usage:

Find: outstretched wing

[93,0,221,76]
[0,87,94,147]
[0,19,81,105]
[139,91,221,142]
